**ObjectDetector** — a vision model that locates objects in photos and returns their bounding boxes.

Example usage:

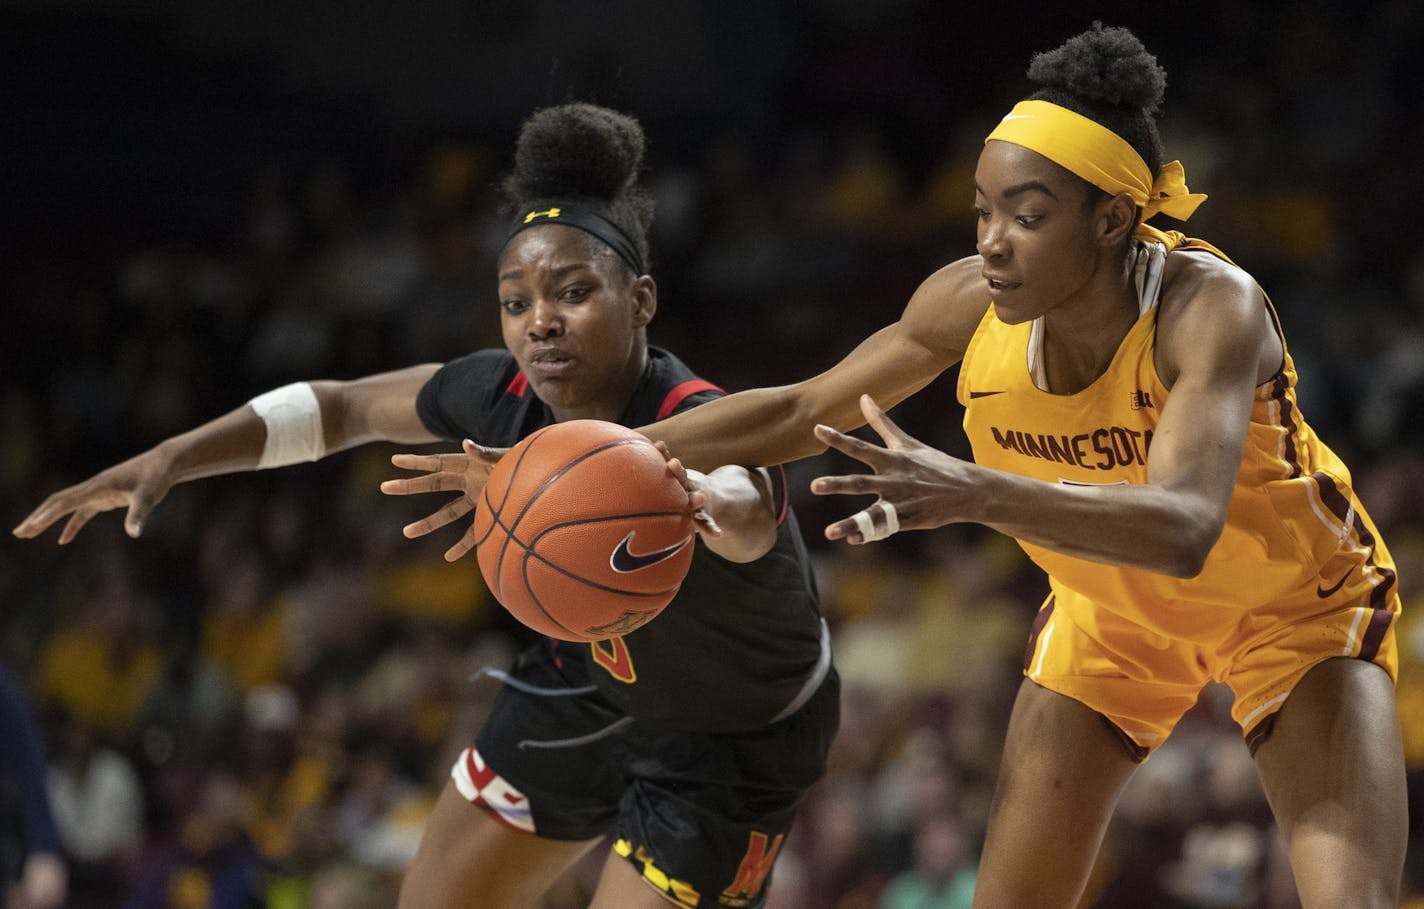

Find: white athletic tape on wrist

[850,501,899,542]
[248,382,325,469]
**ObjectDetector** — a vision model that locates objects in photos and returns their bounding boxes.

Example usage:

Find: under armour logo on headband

[507,204,646,274]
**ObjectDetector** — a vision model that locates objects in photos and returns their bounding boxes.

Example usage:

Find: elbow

[1162,510,1227,579]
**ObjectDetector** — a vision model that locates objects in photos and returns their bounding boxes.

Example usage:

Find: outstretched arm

[380,258,989,559]
[812,257,1275,577]
[13,364,441,542]
[638,258,987,472]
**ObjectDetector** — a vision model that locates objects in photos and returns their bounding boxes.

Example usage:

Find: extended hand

[653,441,718,537]
[380,439,506,562]
[810,394,971,544]
[12,450,175,543]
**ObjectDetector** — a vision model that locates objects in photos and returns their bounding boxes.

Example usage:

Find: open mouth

[985,276,1020,293]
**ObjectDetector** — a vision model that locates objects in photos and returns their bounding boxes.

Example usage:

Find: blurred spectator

[34,568,166,741]
[877,811,976,909]
[122,771,261,909]
[332,745,429,871]
[44,711,145,896]
[795,782,888,908]
[0,663,67,909]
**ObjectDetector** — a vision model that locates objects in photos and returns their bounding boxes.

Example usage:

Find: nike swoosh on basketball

[610,532,692,573]
[969,390,1006,398]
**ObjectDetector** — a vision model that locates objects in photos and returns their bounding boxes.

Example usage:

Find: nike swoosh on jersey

[968,390,1006,398]
[1316,571,1351,599]
[609,532,692,573]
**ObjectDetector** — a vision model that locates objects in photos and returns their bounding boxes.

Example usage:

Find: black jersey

[417,347,826,732]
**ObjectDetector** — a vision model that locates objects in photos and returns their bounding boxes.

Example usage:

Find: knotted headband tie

[984,100,1207,235]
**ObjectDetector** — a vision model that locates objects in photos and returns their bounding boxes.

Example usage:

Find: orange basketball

[472,419,696,642]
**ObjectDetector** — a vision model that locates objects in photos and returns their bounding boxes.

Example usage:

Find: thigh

[1252,658,1405,908]
[399,779,601,909]
[588,848,697,909]
[972,679,1140,909]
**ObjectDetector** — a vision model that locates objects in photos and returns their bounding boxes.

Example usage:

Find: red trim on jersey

[770,464,789,526]
[507,372,529,397]
[657,379,723,420]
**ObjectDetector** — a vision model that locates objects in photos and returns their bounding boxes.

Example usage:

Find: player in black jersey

[15,103,836,908]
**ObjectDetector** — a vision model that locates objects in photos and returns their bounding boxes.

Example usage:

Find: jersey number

[590,637,636,684]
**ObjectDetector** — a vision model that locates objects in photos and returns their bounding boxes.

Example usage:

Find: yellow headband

[984,100,1206,225]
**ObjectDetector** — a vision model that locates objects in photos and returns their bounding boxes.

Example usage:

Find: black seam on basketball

[500,438,649,542]
[483,423,560,596]
[489,423,554,515]
[520,545,683,599]
[520,515,690,598]
[473,487,501,547]
[518,546,582,638]
[513,514,688,638]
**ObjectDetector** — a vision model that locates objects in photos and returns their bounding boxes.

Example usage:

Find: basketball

[472,419,697,641]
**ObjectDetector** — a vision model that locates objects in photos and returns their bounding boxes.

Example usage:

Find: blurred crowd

[4,3,1424,908]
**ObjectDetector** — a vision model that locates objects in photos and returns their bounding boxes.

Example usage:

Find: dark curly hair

[1026,22,1167,177]
[501,103,655,273]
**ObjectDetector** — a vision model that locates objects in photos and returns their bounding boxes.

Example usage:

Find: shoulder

[416,349,522,437]
[1159,249,1267,331]
[1161,249,1260,308]
[424,350,520,396]
[1157,250,1274,385]
[900,256,993,360]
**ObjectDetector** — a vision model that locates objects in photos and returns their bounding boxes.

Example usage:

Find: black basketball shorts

[449,640,839,908]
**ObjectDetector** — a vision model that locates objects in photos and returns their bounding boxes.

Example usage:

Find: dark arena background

[2,2,1422,907]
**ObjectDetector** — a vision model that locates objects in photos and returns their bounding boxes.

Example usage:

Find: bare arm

[640,257,989,472]
[380,258,990,561]
[815,256,1274,577]
[14,364,441,542]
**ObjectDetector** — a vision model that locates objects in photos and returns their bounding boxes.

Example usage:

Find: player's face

[497,226,656,421]
[973,140,1109,324]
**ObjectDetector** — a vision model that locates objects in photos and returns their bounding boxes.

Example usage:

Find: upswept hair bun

[1026,22,1167,174]
[501,103,655,266]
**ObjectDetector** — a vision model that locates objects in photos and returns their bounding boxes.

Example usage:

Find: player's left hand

[810,394,973,544]
[380,439,506,561]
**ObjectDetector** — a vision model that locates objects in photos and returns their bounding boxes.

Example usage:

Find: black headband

[506,204,646,275]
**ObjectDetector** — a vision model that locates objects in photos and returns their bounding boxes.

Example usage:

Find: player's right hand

[381,439,506,561]
[12,450,176,543]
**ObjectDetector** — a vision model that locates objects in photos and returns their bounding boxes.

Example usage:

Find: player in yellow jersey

[387,22,1405,909]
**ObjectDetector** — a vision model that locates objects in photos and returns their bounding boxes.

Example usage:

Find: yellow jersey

[958,238,1397,663]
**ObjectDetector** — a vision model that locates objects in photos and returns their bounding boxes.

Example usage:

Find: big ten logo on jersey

[591,637,636,683]
[719,832,783,906]
[613,838,700,907]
